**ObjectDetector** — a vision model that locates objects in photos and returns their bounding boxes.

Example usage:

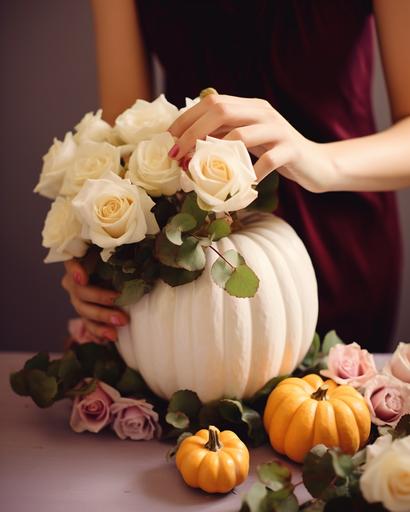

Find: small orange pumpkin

[263,374,371,463]
[176,425,249,493]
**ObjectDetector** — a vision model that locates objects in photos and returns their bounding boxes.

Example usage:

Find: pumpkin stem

[204,426,223,452]
[311,385,329,401]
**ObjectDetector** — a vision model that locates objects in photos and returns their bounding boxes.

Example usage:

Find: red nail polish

[168,144,179,159]
[110,315,125,326]
[181,155,192,172]
[73,272,82,285]
[103,330,117,342]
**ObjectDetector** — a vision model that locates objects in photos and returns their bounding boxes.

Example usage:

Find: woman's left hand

[168,94,338,193]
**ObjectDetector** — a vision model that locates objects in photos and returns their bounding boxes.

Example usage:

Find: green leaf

[240,482,268,512]
[300,500,326,511]
[165,213,197,246]
[248,172,279,213]
[219,399,243,423]
[160,265,202,287]
[211,250,245,289]
[219,400,266,446]
[322,330,344,356]
[351,448,366,468]
[116,367,147,395]
[176,237,206,271]
[303,445,337,499]
[115,279,147,306]
[181,192,208,226]
[225,264,260,298]
[198,401,223,428]
[265,492,299,512]
[65,379,97,398]
[58,351,83,390]
[257,461,292,492]
[152,196,178,228]
[330,451,354,478]
[165,411,190,430]
[95,260,115,281]
[74,342,108,375]
[248,375,289,405]
[208,219,231,240]
[155,231,180,267]
[27,369,58,408]
[93,359,122,386]
[168,389,202,419]
[24,352,50,372]
[392,413,410,439]
[10,370,29,396]
[300,333,321,369]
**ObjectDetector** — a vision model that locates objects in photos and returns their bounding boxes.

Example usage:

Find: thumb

[64,259,89,286]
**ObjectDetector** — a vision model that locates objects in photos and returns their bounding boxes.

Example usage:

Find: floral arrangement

[34,90,279,304]
[10,331,410,511]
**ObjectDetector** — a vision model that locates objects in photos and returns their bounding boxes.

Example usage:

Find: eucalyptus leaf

[58,350,83,390]
[27,369,58,408]
[24,352,49,372]
[219,399,243,423]
[165,411,190,430]
[10,370,29,396]
[168,389,202,419]
[300,333,321,369]
[303,445,337,499]
[181,192,208,225]
[240,482,268,512]
[115,279,147,306]
[248,375,289,405]
[160,265,202,287]
[247,172,279,213]
[116,367,147,395]
[211,250,245,288]
[152,196,178,228]
[257,461,292,492]
[392,413,410,439]
[155,231,180,268]
[208,219,231,240]
[322,331,344,356]
[74,342,108,375]
[225,264,260,298]
[165,213,197,246]
[198,401,223,428]
[329,451,354,478]
[93,359,122,386]
[176,237,206,271]
[65,379,97,398]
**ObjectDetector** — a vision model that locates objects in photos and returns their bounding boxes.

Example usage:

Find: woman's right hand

[61,259,129,342]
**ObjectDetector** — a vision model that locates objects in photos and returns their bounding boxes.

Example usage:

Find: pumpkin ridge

[313,400,339,448]
[331,397,360,454]
[333,395,371,446]
[284,398,318,462]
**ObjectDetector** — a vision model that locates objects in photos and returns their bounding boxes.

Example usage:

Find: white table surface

[0,352,388,512]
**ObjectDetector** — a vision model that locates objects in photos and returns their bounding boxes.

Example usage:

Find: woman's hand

[168,94,338,193]
[61,259,129,342]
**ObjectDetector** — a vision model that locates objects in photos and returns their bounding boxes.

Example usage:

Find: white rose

[72,172,159,261]
[360,434,410,511]
[74,109,113,143]
[34,132,77,199]
[126,132,182,196]
[42,197,88,263]
[114,94,179,145]
[181,136,258,212]
[384,342,410,384]
[59,141,121,197]
[178,96,200,117]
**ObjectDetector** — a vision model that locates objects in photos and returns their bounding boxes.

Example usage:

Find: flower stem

[191,234,236,270]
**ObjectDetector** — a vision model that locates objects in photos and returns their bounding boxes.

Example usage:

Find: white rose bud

[59,141,121,197]
[72,172,159,261]
[74,109,113,144]
[42,197,87,263]
[114,94,179,145]
[181,136,258,212]
[126,132,182,196]
[384,342,410,384]
[34,132,77,199]
[360,434,410,512]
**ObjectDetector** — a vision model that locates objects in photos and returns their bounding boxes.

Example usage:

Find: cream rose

[181,136,258,212]
[74,109,113,143]
[178,96,200,117]
[360,434,410,511]
[126,132,182,196]
[59,141,121,197]
[72,172,159,261]
[34,131,77,199]
[42,197,88,263]
[115,94,179,145]
[384,342,410,384]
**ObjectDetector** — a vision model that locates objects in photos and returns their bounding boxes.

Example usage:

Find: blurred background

[1,1,409,352]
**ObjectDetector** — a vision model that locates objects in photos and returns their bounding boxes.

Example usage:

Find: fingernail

[73,272,82,285]
[168,144,179,159]
[181,155,192,172]
[110,315,126,326]
[103,330,117,342]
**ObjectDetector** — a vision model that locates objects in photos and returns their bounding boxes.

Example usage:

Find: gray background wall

[1,1,409,352]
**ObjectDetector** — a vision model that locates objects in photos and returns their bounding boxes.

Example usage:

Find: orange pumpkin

[263,374,371,463]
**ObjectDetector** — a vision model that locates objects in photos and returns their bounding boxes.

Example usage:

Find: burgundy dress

[137,0,402,351]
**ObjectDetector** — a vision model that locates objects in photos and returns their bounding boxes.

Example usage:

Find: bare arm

[90,0,152,125]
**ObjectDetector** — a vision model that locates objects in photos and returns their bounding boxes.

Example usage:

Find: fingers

[64,259,89,286]
[223,124,282,150]
[254,145,293,182]
[83,319,118,342]
[168,95,271,160]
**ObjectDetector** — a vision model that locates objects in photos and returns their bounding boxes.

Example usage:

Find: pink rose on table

[111,397,161,441]
[383,342,410,384]
[320,342,377,387]
[363,374,410,426]
[70,380,120,433]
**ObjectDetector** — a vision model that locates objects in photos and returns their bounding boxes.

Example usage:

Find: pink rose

[320,342,377,387]
[111,397,161,440]
[383,342,410,384]
[70,380,120,433]
[363,374,410,426]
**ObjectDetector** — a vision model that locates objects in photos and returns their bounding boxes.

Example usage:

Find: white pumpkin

[117,213,318,403]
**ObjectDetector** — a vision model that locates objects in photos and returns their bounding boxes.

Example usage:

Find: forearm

[90,0,152,125]
[322,117,410,192]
